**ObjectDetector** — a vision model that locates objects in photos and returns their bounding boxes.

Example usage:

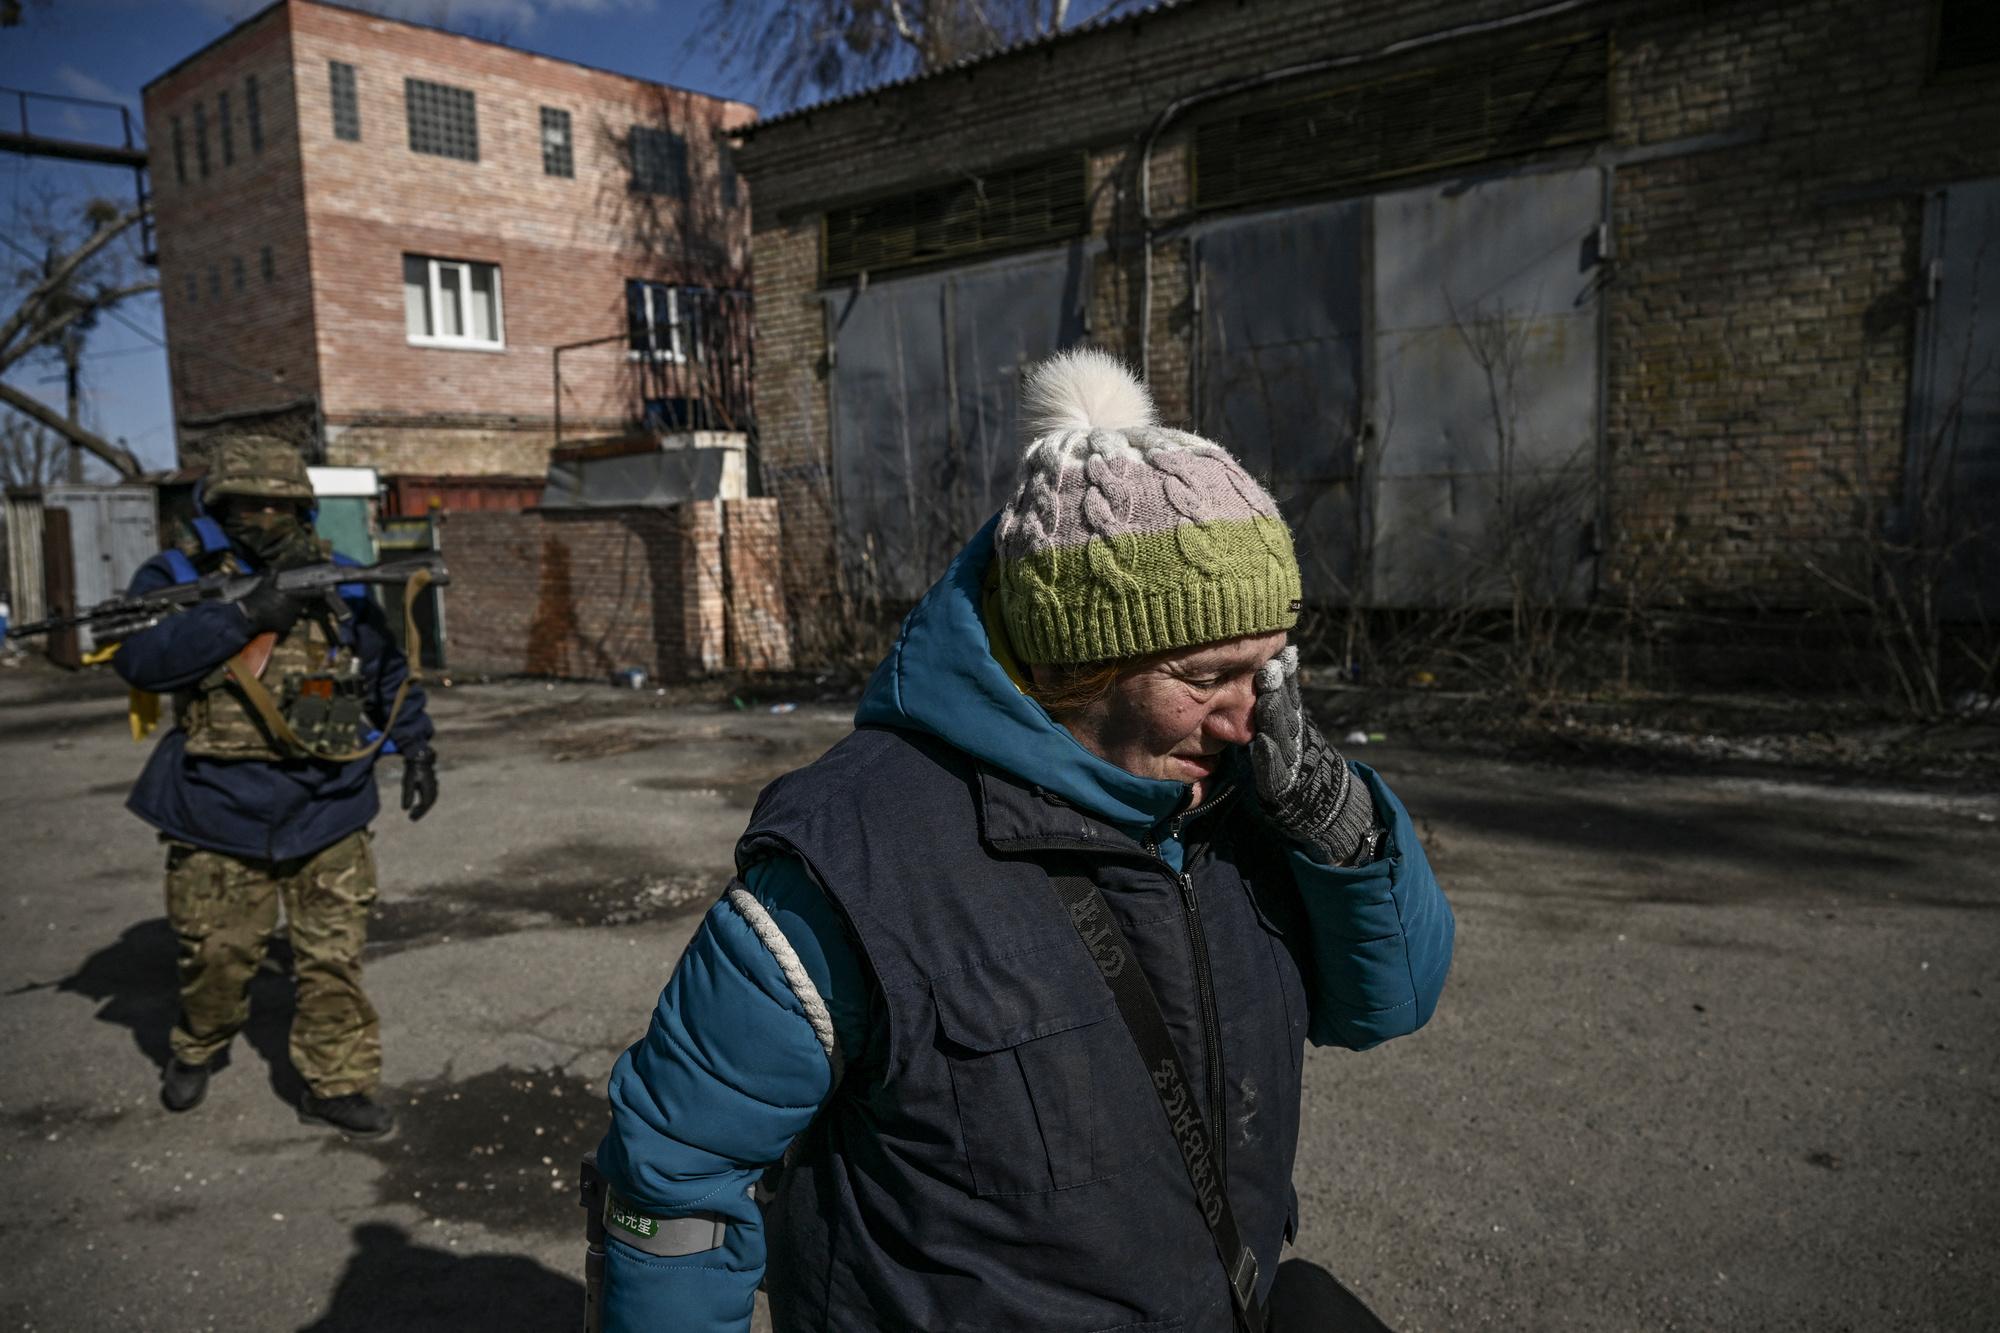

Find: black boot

[298,1090,395,1138]
[160,1058,214,1112]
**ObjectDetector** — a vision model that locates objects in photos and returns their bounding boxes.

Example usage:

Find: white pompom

[1021,348,1156,441]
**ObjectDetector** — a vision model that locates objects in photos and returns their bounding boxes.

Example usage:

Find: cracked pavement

[2,656,1996,1331]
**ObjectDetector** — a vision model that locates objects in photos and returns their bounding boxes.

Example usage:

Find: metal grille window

[540,106,573,177]
[246,74,263,153]
[403,254,504,348]
[628,125,687,195]
[171,117,186,185]
[626,280,700,362]
[406,78,478,162]
[218,90,234,165]
[1936,0,2000,73]
[330,61,360,141]
[822,152,1087,281]
[260,246,274,283]
[193,102,210,178]
[1192,32,1609,213]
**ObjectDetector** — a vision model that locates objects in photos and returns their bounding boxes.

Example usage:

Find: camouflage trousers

[163,828,381,1097]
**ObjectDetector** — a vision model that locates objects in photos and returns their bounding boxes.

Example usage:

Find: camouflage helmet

[202,434,314,504]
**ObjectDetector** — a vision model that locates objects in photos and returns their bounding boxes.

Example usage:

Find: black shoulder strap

[1048,869,1268,1333]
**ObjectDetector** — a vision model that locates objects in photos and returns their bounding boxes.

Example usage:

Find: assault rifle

[4,552,450,647]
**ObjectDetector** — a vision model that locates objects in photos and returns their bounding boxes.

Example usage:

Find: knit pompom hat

[993,349,1301,665]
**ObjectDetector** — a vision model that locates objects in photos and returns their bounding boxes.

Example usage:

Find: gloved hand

[401,746,439,822]
[237,573,305,637]
[1250,647,1377,866]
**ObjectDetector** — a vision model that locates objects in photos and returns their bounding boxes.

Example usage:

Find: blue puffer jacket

[596,519,1453,1332]
[112,512,433,862]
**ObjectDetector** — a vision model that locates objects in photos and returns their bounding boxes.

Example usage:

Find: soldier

[112,436,439,1138]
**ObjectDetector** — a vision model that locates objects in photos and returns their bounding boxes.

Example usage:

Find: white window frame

[405,255,505,351]
[628,282,687,364]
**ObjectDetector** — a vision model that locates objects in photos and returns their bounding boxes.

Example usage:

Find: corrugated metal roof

[743,0,1196,134]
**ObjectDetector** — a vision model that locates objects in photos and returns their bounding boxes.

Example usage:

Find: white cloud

[54,64,138,111]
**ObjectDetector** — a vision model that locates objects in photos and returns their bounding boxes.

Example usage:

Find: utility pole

[62,327,83,484]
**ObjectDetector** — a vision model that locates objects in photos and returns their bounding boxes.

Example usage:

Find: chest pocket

[933,946,1161,1197]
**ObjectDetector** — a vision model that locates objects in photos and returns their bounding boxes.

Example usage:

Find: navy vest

[741,726,1312,1333]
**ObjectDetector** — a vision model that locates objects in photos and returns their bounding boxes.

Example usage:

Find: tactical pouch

[280,665,367,753]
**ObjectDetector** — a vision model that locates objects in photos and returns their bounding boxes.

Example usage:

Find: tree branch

[0,205,147,360]
[0,379,142,478]
[885,0,921,50]
[0,279,160,375]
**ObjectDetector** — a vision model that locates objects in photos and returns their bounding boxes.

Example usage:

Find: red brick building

[142,0,756,486]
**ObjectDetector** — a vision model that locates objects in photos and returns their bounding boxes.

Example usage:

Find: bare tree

[0,198,155,478]
[695,0,1144,107]
[0,417,68,489]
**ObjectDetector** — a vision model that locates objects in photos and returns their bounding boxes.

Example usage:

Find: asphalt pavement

[1,654,1994,1331]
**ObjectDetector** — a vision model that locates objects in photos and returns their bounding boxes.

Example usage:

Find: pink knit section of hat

[996,427,1282,559]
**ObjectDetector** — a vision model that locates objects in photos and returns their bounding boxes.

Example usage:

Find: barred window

[330,61,360,141]
[260,246,275,283]
[246,74,263,153]
[540,106,573,177]
[626,280,699,362]
[231,255,246,292]
[407,78,478,162]
[628,125,687,196]
[171,117,186,185]
[218,90,234,166]
[1935,0,2000,73]
[193,102,210,178]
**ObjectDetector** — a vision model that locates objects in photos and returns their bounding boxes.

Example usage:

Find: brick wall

[144,4,321,424]
[745,216,838,653]
[146,0,755,475]
[1600,0,1993,606]
[441,497,788,680]
[738,0,2000,634]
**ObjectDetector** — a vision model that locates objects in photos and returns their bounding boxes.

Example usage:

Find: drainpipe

[1134,0,1604,383]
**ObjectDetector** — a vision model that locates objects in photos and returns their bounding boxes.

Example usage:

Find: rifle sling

[221,568,432,764]
[1047,868,1269,1333]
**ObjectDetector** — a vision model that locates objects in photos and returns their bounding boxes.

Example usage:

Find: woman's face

[1051,629,1288,806]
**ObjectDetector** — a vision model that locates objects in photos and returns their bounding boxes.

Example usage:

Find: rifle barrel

[3,555,449,639]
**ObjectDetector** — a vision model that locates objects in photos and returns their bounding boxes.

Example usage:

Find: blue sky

[0,0,741,474]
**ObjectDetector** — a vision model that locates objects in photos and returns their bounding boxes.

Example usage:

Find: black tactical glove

[1249,647,1378,866]
[237,573,305,637]
[401,746,439,822]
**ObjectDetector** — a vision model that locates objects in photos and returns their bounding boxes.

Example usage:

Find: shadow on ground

[330,1065,606,1235]
[54,917,309,1103]
[367,840,721,956]
[299,1222,580,1332]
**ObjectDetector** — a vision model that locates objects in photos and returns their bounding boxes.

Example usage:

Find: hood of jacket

[855,516,1195,837]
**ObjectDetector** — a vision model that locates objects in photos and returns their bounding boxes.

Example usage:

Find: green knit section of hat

[997,517,1302,665]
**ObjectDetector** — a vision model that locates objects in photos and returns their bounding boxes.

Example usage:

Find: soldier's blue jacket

[596,519,1454,1332]
[111,515,433,862]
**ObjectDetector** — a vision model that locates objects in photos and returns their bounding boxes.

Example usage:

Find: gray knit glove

[1250,647,1377,866]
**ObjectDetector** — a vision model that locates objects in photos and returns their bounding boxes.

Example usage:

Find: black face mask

[221,506,317,570]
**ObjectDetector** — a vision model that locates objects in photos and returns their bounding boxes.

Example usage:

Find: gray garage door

[1909,178,2000,619]
[1198,167,1604,608]
[826,245,1088,601]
